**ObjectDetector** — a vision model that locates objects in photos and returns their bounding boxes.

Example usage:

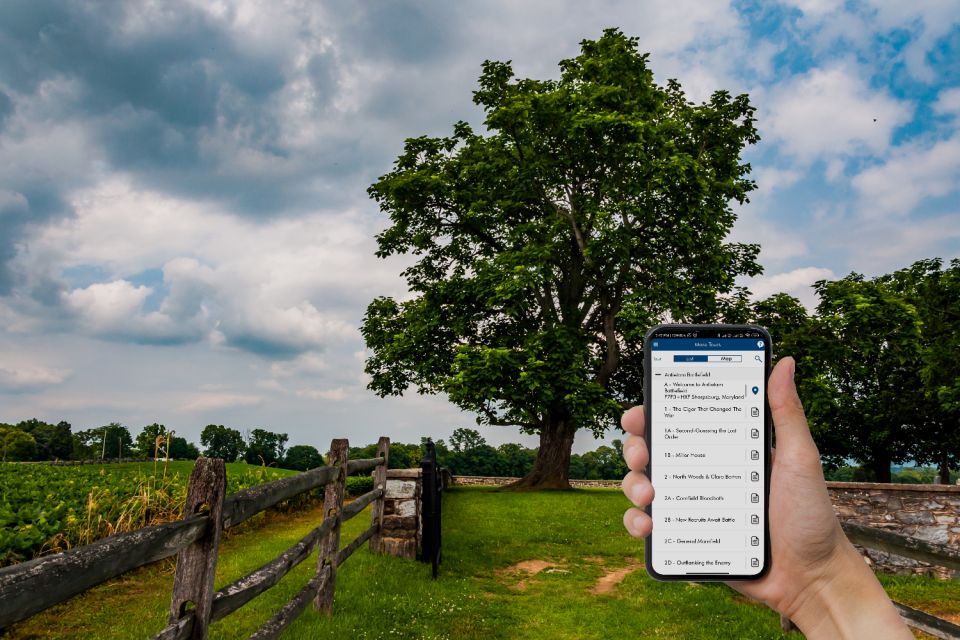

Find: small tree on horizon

[362,29,761,489]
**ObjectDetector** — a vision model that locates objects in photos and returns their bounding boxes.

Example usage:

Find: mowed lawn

[7,487,959,639]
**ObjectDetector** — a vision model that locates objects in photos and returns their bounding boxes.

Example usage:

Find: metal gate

[420,439,442,578]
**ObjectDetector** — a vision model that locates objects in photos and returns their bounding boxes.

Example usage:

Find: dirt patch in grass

[591,559,642,596]
[497,560,561,590]
[498,559,558,576]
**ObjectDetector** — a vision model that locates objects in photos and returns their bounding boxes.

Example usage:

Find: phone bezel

[642,323,772,582]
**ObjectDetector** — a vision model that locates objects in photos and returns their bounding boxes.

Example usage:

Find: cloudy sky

[1,1,958,455]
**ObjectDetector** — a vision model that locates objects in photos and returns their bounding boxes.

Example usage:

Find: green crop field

[0,461,297,565]
[6,486,958,639]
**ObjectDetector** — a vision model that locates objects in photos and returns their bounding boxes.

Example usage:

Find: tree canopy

[362,29,761,488]
[244,428,289,466]
[200,424,246,462]
[283,444,324,471]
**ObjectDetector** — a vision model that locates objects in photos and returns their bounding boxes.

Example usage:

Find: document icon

[751,449,759,460]
[751,493,759,503]
[751,514,760,525]
[751,428,759,439]
[751,558,760,568]
[751,471,760,482]
[751,407,760,417]
[751,536,760,546]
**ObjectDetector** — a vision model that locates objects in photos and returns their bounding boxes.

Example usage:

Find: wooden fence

[0,436,391,640]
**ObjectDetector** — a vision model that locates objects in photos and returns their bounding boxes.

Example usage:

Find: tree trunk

[503,421,576,490]
[872,456,892,483]
[939,449,951,485]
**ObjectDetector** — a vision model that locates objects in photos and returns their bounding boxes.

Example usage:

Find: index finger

[621,405,645,436]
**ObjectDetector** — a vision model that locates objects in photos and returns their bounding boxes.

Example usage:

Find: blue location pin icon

[751,386,759,396]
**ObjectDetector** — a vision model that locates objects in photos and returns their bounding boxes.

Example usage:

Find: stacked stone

[380,469,422,558]
[827,481,960,578]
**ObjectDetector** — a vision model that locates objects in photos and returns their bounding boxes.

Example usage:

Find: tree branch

[478,403,537,430]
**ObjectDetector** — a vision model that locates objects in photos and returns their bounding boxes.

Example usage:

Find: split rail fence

[0,436,391,640]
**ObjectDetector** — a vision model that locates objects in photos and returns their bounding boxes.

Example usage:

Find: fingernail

[624,442,637,461]
[632,515,646,533]
[789,358,796,381]
[631,482,646,504]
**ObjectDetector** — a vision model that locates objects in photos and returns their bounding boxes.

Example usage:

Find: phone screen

[644,324,771,580]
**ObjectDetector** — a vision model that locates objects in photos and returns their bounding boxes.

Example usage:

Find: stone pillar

[380,469,421,558]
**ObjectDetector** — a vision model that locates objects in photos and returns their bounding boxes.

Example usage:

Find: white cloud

[62,279,203,344]
[23,178,408,354]
[295,387,347,401]
[934,88,960,117]
[754,167,803,193]
[852,136,960,218]
[0,365,70,391]
[825,212,960,272]
[783,1,960,83]
[791,0,844,18]
[64,280,151,325]
[762,64,912,163]
[179,393,262,413]
[270,353,328,379]
[748,267,835,309]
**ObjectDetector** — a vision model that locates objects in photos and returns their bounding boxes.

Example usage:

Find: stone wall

[827,481,960,578]
[379,469,422,558]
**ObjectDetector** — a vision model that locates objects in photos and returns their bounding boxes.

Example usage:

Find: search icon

[754,355,762,363]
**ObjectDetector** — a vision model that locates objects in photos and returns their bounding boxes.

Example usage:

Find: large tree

[16,419,72,460]
[881,258,960,483]
[362,29,761,488]
[283,444,324,471]
[135,423,168,458]
[244,428,289,466]
[75,423,133,460]
[803,275,923,482]
[200,424,246,461]
[0,425,36,462]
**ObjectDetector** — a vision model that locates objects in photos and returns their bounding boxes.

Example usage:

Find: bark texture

[503,421,576,490]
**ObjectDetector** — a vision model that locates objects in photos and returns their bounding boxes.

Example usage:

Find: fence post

[168,457,226,640]
[314,438,348,613]
[420,440,441,578]
[369,436,390,554]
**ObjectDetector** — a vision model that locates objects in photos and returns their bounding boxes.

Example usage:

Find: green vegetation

[0,461,295,565]
[758,258,960,483]
[8,487,957,639]
[825,465,960,484]
[362,29,762,489]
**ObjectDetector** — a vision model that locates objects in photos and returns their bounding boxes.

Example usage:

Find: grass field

[6,486,959,639]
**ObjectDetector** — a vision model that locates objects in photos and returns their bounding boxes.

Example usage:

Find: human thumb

[767,357,818,456]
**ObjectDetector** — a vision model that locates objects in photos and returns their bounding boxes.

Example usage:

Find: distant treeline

[0,420,324,472]
[349,428,627,480]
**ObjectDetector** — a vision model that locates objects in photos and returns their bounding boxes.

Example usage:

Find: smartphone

[643,324,771,581]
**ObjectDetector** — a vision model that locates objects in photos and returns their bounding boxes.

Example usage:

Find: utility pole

[101,426,107,461]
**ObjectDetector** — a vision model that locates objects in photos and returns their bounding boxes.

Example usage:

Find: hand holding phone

[642,324,771,580]
[622,354,915,638]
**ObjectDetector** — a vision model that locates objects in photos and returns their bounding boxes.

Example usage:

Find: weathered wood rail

[0,436,391,640]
